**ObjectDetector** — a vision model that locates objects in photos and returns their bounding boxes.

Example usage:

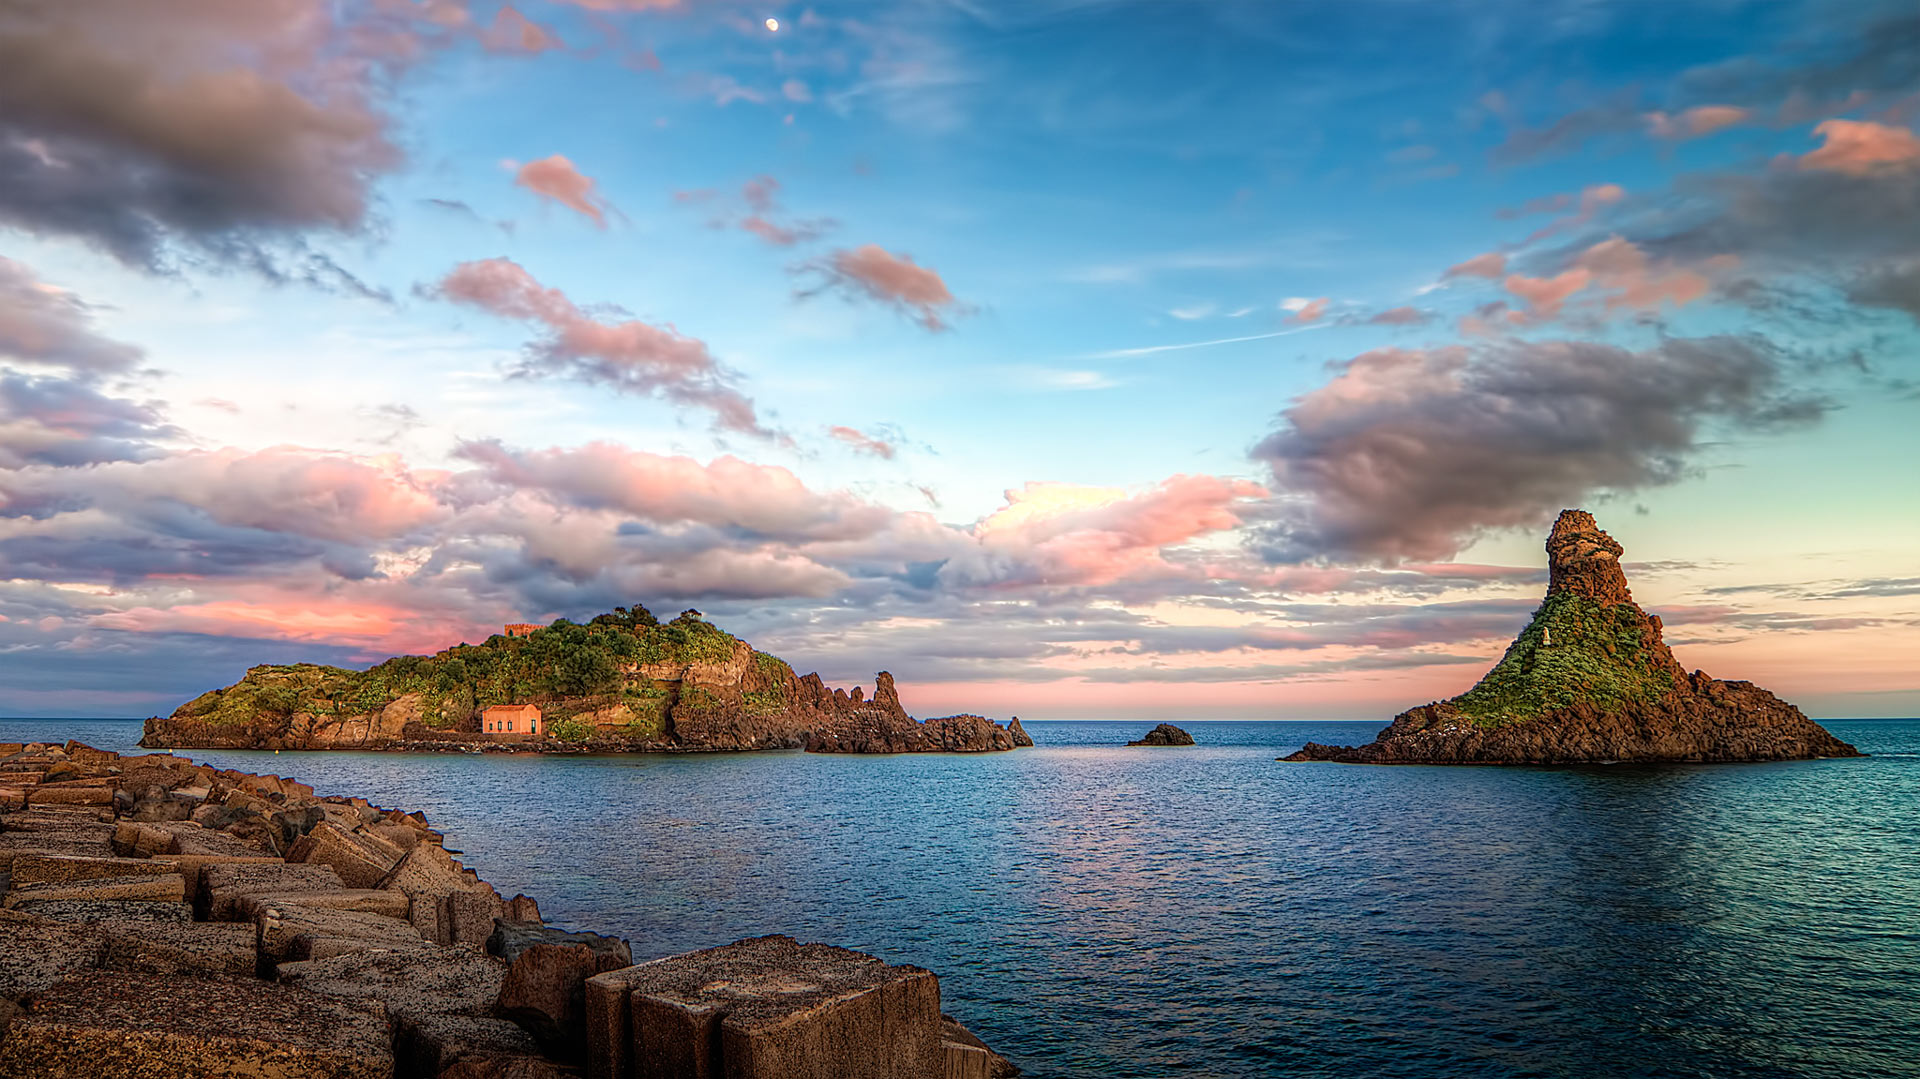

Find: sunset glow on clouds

[0,0,1915,719]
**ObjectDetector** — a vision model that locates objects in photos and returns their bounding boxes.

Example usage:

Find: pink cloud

[481,6,563,54]
[828,425,897,459]
[1572,236,1722,311]
[1286,297,1329,324]
[967,475,1268,587]
[1502,268,1592,321]
[1646,105,1751,140]
[685,175,832,247]
[813,245,962,331]
[436,258,769,436]
[1444,252,1507,279]
[1368,306,1430,326]
[1799,119,1920,176]
[455,440,892,542]
[513,155,614,227]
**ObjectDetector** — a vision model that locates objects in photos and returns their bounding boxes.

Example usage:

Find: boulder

[0,972,392,1079]
[1126,723,1194,746]
[587,935,942,1079]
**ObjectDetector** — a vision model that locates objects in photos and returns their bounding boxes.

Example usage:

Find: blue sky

[0,0,1915,719]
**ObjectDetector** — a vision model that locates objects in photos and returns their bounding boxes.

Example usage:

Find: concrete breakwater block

[0,972,392,1079]
[585,934,942,1079]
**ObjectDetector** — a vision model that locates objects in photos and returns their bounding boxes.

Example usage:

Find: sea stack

[1286,510,1863,765]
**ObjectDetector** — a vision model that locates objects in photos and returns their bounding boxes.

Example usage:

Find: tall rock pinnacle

[1545,509,1633,606]
[1284,509,1864,764]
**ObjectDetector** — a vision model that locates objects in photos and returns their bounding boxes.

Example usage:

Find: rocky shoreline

[0,739,1019,1078]
[1286,510,1863,766]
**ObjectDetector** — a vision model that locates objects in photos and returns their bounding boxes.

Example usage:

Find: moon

[765,17,779,32]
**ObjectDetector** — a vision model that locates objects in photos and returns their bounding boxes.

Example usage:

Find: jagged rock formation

[140,607,1025,756]
[1127,723,1195,746]
[1287,510,1863,765]
[1007,717,1034,747]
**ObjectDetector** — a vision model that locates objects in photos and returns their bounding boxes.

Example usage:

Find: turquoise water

[5,717,1917,1079]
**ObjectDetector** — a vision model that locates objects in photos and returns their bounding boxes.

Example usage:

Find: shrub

[547,716,594,743]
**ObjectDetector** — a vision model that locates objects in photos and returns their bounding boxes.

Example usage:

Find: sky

[0,0,1916,721]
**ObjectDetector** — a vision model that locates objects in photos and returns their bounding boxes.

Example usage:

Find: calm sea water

[4,716,1916,1079]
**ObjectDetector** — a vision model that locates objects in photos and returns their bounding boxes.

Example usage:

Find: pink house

[481,704,543,737]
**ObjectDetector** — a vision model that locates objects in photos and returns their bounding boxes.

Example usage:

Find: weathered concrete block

[200,861,341,921]
[25,786,112,806]
[499,942,631,1054]
[410,891,448,944]
[286,822,404,889]
[151,853,283,898]
[0,831,116,872]
[378,842,482,897]
[446,889,504,946]
[112,821,177,857]
[395,1010,545,1076]
[275,944,509,1019]
[943,1040,992,1079]
[10,854,182,887]
[438,1055,572,1079]
[0,912,106,1003]
[255,903,425,965]
[234,887,411,921]
[506,893,542,923]
[3,872,187,908]
[9,899,193,925]
[0,788,23,811]
[99,920,259,977]
[0,972,392,1079]
[488,921,632,967]
[594,935,942,1079]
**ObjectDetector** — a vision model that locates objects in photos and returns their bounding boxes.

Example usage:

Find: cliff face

[1287,510,1863,765]
[140,608,1023,755]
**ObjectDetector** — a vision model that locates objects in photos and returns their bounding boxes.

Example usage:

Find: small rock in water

[1127,723,1194,746]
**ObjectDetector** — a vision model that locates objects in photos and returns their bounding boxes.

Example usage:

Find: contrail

[1086,321,1331,359]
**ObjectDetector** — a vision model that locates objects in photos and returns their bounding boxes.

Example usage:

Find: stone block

[150,853,283,898]
[0,912,106,1003]
[594,935,942,1079]
[99,920,259,977]
[10,854,182,887]
[0,830,117,871]
[447,889,504,946]
[499,942,632,1054]
[275,944,509,1019]
[255,903,425,965]
[3,873,187,908]
[438,1056,573,1079]
[112,821,177,857]
[234,887,411,921]
[0,789,23,811]
[506,893,542,923]
[488,920,631,967]
[939,1016,1019,1079]
[0,972,392,1079]
[10,900,192,925]
[286,821,404,889]
[394,1011,545,1076]
[200,861,341,921]
[25,786,112,806]
[410,891,448,944]
[377,842,482,896]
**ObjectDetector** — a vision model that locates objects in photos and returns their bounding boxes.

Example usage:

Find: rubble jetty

[0,740,1019,1078]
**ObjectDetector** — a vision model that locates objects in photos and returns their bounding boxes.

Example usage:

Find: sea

[3,716,1916,1079]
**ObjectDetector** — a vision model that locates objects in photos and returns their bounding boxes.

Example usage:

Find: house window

[507,720,514,732]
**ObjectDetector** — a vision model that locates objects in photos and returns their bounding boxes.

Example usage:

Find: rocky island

[1127,724,1195,746]
[0,740,1019,1078]
[141,607,1025,757]
[1286,510,1863,765]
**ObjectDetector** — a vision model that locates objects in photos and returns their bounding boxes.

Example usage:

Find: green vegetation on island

[169,605,749,736]
[1451,591,1676,727]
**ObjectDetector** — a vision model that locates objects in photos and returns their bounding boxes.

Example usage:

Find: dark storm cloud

[1250,336,1828,563]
